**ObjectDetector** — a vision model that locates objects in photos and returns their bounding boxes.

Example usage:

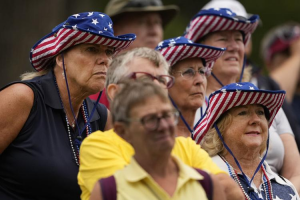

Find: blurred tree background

[1,0,300,87]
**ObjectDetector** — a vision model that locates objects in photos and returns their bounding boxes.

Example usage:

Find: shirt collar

[39,71,63,109]
[38,71,101,122]
[123,155,203,183]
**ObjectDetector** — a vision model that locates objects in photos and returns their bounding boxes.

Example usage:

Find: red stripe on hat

[190,15,210,42]
[161,44,177,62]
[195,92,230,143]
[169,45,185,66]
[179,46,197,61]
[187,16,205,40]
[194,16,217,42]
[66,32,91,48]
[33,31,90,70]
[211,18,227,33]
[33,30,83,63]
[36,28,70,48]
[220,19,234,31]
[33,29,76,58]
[166,45,180,62]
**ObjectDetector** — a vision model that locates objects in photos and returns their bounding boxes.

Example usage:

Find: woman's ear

[114,122,132,143]
[55,54,66,71]
[107,84,119,101]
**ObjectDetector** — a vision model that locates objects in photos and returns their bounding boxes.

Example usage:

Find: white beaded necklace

[54,75,91,166]
[220,155,273,200]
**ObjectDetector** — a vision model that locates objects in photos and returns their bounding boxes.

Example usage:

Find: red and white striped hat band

[184,8,260,46]
[30,12,136,72]
[155,37,226,73]
[192,82,286,144]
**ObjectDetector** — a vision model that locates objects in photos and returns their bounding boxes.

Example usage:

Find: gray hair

[110,79,170,124]
[106,47,169,87]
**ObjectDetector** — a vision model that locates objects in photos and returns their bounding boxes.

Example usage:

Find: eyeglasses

[127,72,175,89]
[172,68,208,80]
[123,110,179,131]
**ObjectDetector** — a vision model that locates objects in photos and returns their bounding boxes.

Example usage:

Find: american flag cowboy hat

[30,11,136,72]
[184,8,259,45]
[192,82,286,144]
[155,36,226,74]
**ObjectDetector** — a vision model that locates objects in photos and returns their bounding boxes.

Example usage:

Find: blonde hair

[20,57,56,80]
[202,112,233,156]
[238,65,252,82]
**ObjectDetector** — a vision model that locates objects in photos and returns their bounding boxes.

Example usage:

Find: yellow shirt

[114,156,208,200]
[78,129,225,200]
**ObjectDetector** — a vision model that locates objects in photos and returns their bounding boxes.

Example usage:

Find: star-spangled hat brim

[192,82,286,144]
[30,11,136,72]
[184,8,260,45]
[155,36,226,73]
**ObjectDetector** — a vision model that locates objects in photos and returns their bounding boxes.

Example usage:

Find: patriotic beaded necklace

[52,52,104,165]
[220,155,273,200]
[54,73,92,165]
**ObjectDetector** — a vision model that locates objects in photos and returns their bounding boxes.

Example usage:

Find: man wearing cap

[89,0,179,105]
[78,47,244,200]
[105,0,178,50]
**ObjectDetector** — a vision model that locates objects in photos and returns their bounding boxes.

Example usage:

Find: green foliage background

[1,0,300,86]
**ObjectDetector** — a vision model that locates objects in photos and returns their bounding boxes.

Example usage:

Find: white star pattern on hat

[104,27,107,31]
[250,86,254,90]
[236,83,242,86]
[99,14,105,18]
[92,19,99,25]
[108,22,112,29]
[290,193,297,200]
[72,24,78,30]
[99,31,103,34]
[273,195,283,200]
[226,10,233,15]
[73,14,80,18]
[88,12,94,16]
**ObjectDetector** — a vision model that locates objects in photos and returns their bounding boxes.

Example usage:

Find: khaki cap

[105,0,179,26]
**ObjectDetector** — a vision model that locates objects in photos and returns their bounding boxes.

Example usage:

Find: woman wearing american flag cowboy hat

[156,36,226,138]
[187,5,300,194]
[199,82,299,200]
[156,36,247,200]
[0,12,135,200]
[194,82,299,200]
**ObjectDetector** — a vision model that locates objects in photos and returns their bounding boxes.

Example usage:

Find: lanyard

[61,53,102,136]
[214,123,270,196]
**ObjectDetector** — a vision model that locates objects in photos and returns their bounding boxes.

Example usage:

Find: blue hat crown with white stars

[184,8,259,45]
[52,11,135,40]
[155,36,226,72]
[192,8,258,24]
[30,11,136,72]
